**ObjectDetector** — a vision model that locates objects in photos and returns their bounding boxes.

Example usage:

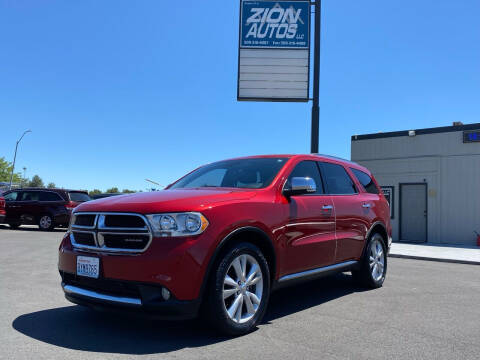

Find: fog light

[161,287,171,301]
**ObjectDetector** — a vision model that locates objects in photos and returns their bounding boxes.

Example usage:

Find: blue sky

[1,0,479,191]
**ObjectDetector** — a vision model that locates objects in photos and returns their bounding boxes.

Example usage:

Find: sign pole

[310,0,321,153]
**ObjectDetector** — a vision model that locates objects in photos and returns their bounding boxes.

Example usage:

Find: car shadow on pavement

[12,273,364,355]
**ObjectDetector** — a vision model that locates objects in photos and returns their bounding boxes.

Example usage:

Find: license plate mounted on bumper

[76,256,100,278]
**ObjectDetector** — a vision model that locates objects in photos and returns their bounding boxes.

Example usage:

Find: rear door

[319,162,368,263]
[39,191,68,224]
[282,160,336,275]
[17,190,41,223]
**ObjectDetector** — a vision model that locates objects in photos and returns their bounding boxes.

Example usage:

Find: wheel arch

[199,226,276,301]
[362,221,388,256]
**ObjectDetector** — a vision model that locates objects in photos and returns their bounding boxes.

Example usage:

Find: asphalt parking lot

[1,226,479,360]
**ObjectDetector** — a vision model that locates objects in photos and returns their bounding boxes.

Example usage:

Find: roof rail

[314,154,360,166]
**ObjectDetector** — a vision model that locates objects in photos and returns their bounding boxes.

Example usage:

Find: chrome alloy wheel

[223,254,263,324]
[369,237,385,281]
[39,215,52,229]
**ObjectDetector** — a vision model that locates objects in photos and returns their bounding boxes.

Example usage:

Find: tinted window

[39,191,63,201]
[19,191,40,201]
[287,161,324,194]
[4,192,18,201]
[69,192,91,202]
[320,162,357,195]
[170,158,288,189]
[351,168,379,194]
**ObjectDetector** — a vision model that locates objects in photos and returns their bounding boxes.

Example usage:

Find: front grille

[70,212,152,253]
[72,231,95,246]
[74,214,96,227]
[104,215,146,228]
[101,233,150,250]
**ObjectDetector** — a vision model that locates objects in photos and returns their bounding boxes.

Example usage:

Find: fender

[360,220,388,258]
[197,226,276,303]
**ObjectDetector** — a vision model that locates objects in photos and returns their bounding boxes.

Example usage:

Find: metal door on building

[400,183,427,243]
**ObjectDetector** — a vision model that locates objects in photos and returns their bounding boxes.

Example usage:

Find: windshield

[170,158,289,190]
[68,192,91,202]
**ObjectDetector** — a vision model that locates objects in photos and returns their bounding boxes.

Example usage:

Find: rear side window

[39,191,63,201]
[19,191,40,201]
[287,161,324,194]
[69,192,91,202]
[351,168,379,194]
[3,192,18,201]
[320,162,357,195]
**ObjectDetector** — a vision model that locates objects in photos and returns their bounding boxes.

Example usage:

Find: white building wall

[352,129,480,246]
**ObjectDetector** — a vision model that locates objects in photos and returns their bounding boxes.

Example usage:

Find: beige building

[351,123,480,246]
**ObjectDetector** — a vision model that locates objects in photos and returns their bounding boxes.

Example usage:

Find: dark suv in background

[1,188,91,230]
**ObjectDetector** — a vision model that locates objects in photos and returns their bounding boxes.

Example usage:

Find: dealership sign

[238,0,311,101]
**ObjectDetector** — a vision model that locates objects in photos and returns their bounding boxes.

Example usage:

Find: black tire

[38,214,55,231]
[203,242,270,336]
[8,223,20,230]
[352,233,387,288]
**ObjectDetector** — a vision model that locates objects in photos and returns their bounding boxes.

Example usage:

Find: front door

[400,183,427,243]
[3,191,21,223]
[282,161,336,275]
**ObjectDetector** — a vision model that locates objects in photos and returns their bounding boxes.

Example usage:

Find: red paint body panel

[58,154,391,303]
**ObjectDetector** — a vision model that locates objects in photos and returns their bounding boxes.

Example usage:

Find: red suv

[58,155,391,335]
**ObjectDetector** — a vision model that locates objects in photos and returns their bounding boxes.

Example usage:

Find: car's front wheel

[204,242,270,336]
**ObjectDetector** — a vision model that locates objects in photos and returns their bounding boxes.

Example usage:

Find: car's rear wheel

[204,242,270,336]
[352,233,387,288]
[38,214,55,231]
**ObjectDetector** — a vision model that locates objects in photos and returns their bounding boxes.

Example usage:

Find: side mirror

[283,177,317,197]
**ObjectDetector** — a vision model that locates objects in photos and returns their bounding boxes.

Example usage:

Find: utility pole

[22,167,27,188]
[310,0,321,153]
[9,130,31,190]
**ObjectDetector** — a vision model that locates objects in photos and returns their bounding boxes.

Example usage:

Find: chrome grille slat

[70,212,152,253]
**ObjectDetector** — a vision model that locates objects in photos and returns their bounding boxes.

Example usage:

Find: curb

[388,253,480,266]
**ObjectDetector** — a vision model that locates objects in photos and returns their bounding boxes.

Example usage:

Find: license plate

[76,256,100,278]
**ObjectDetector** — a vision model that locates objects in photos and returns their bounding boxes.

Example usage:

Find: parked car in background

[59,154,391,335]
[90,193,124,200]
[1,188,91,230]
[0,196,5,224]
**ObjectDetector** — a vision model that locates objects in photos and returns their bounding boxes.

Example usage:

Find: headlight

[146,212,209,237]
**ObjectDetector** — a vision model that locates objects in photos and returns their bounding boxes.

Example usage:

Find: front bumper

[0,214,5,224]
[60,272,200,320]
[58,232,212,301]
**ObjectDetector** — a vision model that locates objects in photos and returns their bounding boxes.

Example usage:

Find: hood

[75,188,257,213]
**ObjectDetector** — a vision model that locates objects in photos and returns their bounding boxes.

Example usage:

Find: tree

[0,157,22,184]
[106,187,119,193]
[47,182,56,188]
[88,189,102,196]
[122,189,135,193]
[28,175,44,188]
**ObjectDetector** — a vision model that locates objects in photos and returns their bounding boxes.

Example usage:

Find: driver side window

[4,192,18,201]
[287,161,324,194]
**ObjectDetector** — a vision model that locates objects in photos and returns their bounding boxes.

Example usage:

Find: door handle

[362,203,371,208]
[322,205,333,210]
